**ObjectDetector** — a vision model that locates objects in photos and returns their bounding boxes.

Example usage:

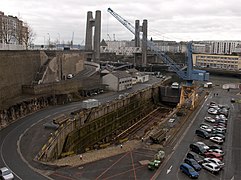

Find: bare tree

[21,22,36,49]
[1,17,15,44]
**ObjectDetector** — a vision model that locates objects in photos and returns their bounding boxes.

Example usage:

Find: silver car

[0,167,14,180]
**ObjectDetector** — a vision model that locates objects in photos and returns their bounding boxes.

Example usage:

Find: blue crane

[108,8,210,109]
[107,8,209,86]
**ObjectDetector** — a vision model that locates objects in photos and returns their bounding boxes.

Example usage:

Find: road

[154,81,241,179]
[0,75,164,180]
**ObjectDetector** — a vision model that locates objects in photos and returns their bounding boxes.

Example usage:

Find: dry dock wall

[37,85,161,162]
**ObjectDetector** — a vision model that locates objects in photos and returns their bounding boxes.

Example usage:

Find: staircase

[32,51,56,85]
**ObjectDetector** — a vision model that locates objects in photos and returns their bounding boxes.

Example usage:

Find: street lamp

[47,33,50,49]
[58,33,60,50]
[43,36,45,49]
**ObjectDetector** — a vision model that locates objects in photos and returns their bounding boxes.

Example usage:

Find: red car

[205,152,223,161]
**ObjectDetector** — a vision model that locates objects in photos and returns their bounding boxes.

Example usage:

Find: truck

[148,150,165,170]
[82,99,100,109]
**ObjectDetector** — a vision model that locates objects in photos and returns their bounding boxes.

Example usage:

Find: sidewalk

[51,140,142,167]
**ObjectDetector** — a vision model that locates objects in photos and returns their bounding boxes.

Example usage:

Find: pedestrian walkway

[51,140,142,167]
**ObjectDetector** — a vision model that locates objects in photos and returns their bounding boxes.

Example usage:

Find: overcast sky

[1,0,241,44]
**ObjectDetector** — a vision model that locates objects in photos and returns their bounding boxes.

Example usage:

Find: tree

[21,22,36,50]
[0,17,15,44]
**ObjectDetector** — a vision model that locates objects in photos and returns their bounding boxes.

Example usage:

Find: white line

[173,96,209,151]
[166,165,173,174]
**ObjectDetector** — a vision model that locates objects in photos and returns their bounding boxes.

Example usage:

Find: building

[192,43,211,54]
[126,69,149,84]
[193,54,241,71]
[0,11,28,46]
[200,41,241,54]
[101,40,141,56]
[102,71,132,91]
[152,40,181,53]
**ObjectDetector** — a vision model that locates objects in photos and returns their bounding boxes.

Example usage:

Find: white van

[67,74,73,79]
[171,82,179,89]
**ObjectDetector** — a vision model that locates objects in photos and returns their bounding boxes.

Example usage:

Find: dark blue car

[180,163,199,178]
[184,158,202,171]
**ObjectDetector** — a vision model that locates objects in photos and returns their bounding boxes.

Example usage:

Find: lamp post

[43,36,45,49]
[47,33,50,49]
[58,33,60,50]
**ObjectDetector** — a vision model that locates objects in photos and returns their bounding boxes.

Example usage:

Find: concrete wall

[0,51,43,107]
[43,52,85,83]
[37,85,156,161]
[62,53,85,79]
[0,51,86,108]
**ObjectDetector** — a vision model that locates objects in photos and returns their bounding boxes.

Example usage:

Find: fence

[0,43,25,50]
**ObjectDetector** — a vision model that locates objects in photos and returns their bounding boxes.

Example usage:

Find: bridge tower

[85,10,101,63]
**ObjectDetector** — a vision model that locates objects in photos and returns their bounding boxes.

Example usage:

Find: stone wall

[42,52,85,83]
[0,51,86,108]
[37,85,156,161]
[0,51,43,107]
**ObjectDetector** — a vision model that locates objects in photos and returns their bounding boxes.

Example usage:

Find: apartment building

[197,41,241,54]
[0,11,27,45]
[193,54,241,71]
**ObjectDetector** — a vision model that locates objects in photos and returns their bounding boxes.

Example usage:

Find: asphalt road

[0,76,164,180]
[153,80,241,179]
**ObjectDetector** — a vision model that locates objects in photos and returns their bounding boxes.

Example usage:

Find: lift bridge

[108,8,210,109]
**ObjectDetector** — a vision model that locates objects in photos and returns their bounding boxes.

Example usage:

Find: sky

[1,0,241,45]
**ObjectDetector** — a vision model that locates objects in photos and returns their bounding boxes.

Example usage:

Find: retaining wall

[37,83,160,162]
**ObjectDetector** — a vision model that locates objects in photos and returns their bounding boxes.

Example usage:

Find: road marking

[166,165,172,174]
[95,151,130,180]
[173,96,209,151]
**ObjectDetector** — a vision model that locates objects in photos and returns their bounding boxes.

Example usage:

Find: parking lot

[154,79,240,179]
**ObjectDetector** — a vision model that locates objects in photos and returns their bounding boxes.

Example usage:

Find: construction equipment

[107,8,209,109]
[148,150,165,170]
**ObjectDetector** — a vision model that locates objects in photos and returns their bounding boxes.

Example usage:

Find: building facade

[193,54,241,71]
[194,41,241,55]
[0,11,27,45]
[102,71,132,91]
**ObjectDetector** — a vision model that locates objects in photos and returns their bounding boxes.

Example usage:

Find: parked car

[67,73,74,79]
[204,152,223,161]
[208,108,218,115]
[218,104,230,110]
[213,127,226,134]
[208,149,225,156]
[195,129,210,139]
[186,152,204,164]
[0,167,14,180]
[209,101,217,105]
[215,114,228,121]
[210,136,224,145]
[215,119,227,125]
[200,125,212,133]
[208,144,222,150]
[184,158,202,171]
[180,163,199,178]
[218,108,229,117]
[203,158,225,169]
[204,117,215,123]
[202,162,220,174]
[200,123,213,128]
[190,143,207,155]
[196,142,210,150]
[213,123,227,128]
[210,133,225,141]
[231,98,235,103]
